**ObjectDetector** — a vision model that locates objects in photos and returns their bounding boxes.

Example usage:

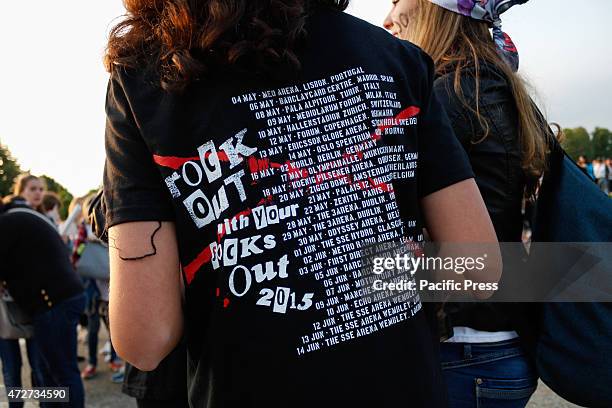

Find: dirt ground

[0,333,582,408]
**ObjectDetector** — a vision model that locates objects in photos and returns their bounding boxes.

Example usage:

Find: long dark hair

[105,0,349,91]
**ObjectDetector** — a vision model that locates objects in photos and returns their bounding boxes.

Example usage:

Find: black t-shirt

[103,9,473,408]
[0,202,84,316]
[122,342,188,401]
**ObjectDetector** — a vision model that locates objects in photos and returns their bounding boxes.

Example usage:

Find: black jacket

[0,199,84,316]
[435,62,525,242]
[434,61,526,332]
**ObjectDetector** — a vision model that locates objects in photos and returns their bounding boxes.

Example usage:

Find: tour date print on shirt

[153,67,423,356]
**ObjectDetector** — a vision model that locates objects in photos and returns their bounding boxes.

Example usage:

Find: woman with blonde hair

[384,1,548,407]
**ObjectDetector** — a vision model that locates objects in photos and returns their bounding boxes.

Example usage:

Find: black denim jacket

[435,61,526,242]
[433,61,526,333]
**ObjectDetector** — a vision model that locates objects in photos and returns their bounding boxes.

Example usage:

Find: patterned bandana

[427,0,528,71]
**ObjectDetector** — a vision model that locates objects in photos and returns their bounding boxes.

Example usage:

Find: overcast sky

[1,0,610,196]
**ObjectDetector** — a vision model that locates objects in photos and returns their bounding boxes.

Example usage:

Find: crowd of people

[0,175,188,407]
[1,0,611,407]
[0,175,87,407]
[577,156,612,195]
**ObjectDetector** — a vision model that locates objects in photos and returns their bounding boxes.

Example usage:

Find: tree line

[2,127,611,217]
[562,127,612,161]
[0,139,74,219]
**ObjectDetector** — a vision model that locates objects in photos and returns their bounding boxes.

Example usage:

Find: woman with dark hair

[0,176,50,408]
[103,1,502,407]
[42,192,63,226]
[384,1,548,406]
[0,197,85,407]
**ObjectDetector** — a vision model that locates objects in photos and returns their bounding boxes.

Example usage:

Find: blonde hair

[81,193,98,221]
[68,196,83,214]
[405,0,549,199]
[68,193,98,223]
[68,196,87,225]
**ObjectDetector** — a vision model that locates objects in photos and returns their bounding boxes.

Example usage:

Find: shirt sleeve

[103,70,175,228]
[416,52,475,199]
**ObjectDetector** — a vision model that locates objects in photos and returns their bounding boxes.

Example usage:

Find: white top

[59,204,82,238]
[445,327,519,343]
[593,163,606,179]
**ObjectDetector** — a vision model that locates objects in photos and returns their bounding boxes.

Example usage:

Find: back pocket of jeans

[475,377,537,408]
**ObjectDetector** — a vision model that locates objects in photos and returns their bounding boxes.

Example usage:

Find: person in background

[384,0,548,406]
[0,177,51,408]
[577,155,598,182]
[71,194,121,381]
[577,155,589,173]
[589,158,598,180]
[593,158,609,194]
[0,197,86,407]
[63,196,91,363]
[63,197,86,244]
[42,192,63,226]
[606,157,612,194]
[11,174,45,212]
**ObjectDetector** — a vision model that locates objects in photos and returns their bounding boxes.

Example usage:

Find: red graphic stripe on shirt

[216,152,230,162]
[184,246,213,284]
[370,105,421,143]
[248,157,308,179]
[185,196,275,284]
[152,155,200,170]
[367,177,393,193]
[379,106,420,133]
[286,160,309,180]
[247,157,283,173]
[312,106,419,193]
[371,106,421,141]
[309,169,392,194]
[153,151,230,170]
[314,170,351,185]
[175,106,419,284]
[343,151,364,161]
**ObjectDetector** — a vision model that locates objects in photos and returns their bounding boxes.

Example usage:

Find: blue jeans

[440,339,538,408]
[0,338,50,408]
[87,299,116,367]
[33,293,86,408]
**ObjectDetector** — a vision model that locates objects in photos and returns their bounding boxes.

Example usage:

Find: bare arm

[420,179,502,299]
[108,221,183,371]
